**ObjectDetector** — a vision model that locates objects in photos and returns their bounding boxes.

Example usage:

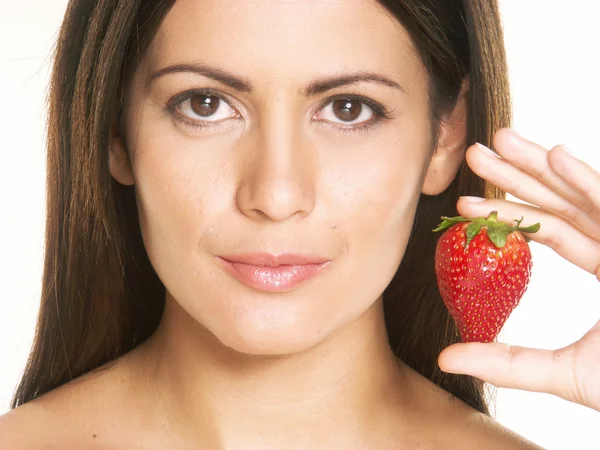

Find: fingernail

[559,144,572,156]
[475,142,500,158]
[460,196,486,203]
[504,128,522,139]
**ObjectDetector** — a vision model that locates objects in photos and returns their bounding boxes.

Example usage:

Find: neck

[130,293,412,449]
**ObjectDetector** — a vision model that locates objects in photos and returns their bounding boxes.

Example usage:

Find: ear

[108,122,135,186]
[421,78,469,196]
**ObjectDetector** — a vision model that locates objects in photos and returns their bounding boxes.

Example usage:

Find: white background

[1,1,599,448]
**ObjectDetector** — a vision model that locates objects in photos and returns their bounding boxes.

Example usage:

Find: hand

[437,128,600,412]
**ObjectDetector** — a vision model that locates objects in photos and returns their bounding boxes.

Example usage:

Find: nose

[235,107,316,222]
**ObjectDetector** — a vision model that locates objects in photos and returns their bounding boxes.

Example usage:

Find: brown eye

[173,92,238,125]
[332,99,363,122]
[314,97,376,128]
[190,95,220,117]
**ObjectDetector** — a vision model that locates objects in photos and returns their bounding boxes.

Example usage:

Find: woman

[1,0,598,448]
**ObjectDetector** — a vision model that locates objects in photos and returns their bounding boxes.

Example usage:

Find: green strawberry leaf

[486,225,507,248]
[432,216,473,233]
[517,222,541,233]
[465,221,482,249]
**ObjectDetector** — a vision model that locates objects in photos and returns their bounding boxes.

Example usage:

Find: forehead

[146,0,423,88]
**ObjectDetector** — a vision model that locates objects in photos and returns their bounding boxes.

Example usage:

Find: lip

[216,252,331,293]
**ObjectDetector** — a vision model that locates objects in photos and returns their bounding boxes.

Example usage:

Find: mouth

[216,252,331,293]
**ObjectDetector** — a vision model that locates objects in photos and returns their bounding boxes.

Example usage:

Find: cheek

[128,124,235,281]
[315,130,430,313]
[329,134,429,260]
[134,152,201,255]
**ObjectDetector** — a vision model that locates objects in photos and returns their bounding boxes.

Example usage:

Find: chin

[189,292,340,355]
[222,334,320,356]
[202,298,336,356]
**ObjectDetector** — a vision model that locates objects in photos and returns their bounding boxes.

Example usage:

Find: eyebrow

[149,63,405,96]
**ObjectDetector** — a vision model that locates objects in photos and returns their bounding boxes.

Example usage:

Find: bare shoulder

[404,368,545,449]
[0,392,86,449]
[0,360,138,449]
[437,391,544,449]
[432,386,544,449]
[460,408,545,449]
[0,402,42,449]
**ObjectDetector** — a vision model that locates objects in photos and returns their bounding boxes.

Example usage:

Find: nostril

[235,179,314,222]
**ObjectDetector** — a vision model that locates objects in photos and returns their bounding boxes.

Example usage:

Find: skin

[6,0,600,447]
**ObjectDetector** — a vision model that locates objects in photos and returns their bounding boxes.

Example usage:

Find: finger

[457,197,600,277]
[548,144,600,214]
[466,141,600,243]
[493,129,589,214]
[438,342,573,400]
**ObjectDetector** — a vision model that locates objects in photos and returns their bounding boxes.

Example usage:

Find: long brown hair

[10,0,509,415]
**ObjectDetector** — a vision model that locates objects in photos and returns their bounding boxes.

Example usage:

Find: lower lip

[216,258,330,293]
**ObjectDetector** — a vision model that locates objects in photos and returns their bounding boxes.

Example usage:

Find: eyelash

[315,93,396,135]
[164,89,396,134]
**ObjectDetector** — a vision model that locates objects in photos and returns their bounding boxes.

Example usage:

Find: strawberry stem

[486,211,499,222]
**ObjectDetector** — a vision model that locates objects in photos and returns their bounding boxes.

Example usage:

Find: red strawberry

[433,211,540,343]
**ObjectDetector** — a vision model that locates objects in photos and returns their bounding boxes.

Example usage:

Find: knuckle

[543,219,566,252]
[574,195,596,215]
[555,202,581,222]
[532,163,553,183]
[582,183,600,204]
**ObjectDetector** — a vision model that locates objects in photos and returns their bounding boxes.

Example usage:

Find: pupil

[190,95,219,117]
[333,99,361,122]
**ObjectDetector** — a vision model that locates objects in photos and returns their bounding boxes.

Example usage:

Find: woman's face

[114,0,439,354]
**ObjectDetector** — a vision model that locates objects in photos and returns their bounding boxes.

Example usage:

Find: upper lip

[218,252,330,266]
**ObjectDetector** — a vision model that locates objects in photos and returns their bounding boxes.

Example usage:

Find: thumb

[438,342,572,397]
